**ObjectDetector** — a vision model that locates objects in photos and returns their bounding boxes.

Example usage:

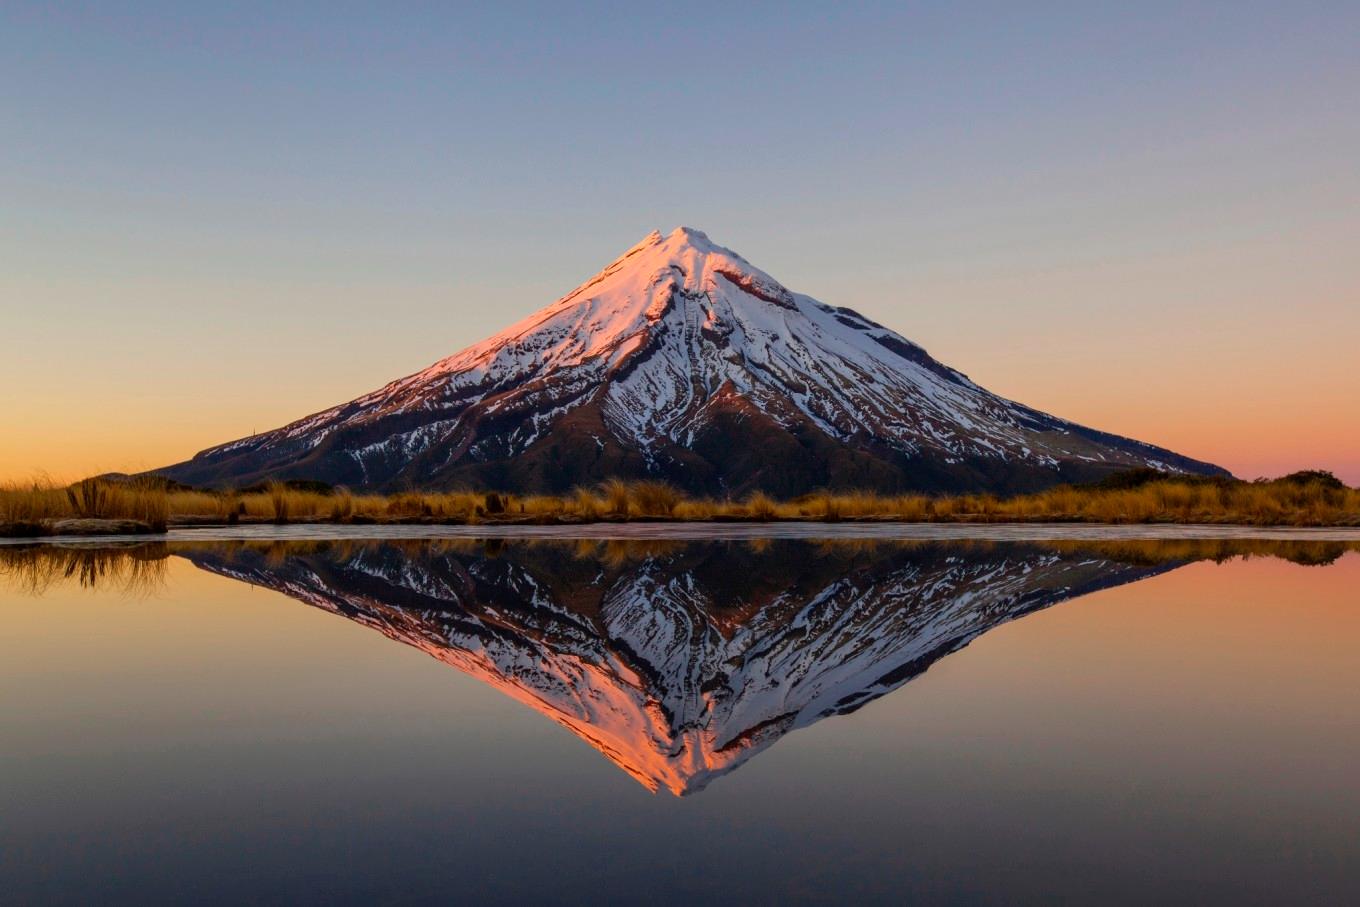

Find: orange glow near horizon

[2,356,1355,486]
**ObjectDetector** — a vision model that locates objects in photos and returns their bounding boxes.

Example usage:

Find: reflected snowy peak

[182,539,1182,794]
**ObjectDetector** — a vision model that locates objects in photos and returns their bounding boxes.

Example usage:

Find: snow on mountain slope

[184,540,1178,795]
[156,227,1225,494]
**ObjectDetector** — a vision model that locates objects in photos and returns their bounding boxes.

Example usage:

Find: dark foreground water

[2,536,1358,905]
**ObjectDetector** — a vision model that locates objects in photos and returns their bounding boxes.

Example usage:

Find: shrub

[1274,470,1346,490]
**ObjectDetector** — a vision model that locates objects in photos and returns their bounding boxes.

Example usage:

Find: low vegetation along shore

[1,469,1357,537]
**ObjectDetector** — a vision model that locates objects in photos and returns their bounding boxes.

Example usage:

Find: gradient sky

[3,2,1357,483]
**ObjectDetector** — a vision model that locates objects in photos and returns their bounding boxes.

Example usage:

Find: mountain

[183,539,1179,795]
[156,227,1224,495]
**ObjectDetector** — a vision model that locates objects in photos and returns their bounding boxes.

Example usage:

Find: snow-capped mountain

[157,227,1223,494]
[184,539,1179,795]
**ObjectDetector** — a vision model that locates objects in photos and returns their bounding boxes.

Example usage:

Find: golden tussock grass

[2,472,1357,533]
[1,477,169,530]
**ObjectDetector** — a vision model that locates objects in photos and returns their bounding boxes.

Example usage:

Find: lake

[2,531,1358,904]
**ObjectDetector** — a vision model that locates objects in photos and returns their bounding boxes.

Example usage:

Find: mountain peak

[610,226,719,267]
[622,225,736,263]
[665,225,713,245]
[155,231,1225,494]
[585,226,790,312]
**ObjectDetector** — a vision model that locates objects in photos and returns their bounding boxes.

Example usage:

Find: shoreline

[6,472,1357,538]
[7,519,1360,544]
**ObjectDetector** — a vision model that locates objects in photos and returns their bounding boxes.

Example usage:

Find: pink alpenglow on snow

[155,228,1225,496]
[185,539,1172,795]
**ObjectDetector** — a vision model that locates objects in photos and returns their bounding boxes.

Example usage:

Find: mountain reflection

[172,537,1350,795]
[3,537,1353,795]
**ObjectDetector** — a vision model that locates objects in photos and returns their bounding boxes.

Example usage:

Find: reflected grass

[0,543,169,595]
[3,536,1357,598]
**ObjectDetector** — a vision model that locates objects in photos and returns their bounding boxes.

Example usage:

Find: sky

[2,1,1357,484]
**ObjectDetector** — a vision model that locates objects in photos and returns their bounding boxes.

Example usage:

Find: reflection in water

[3,538,1355,795]
[184,538,1355,794]
[0,542,169,595]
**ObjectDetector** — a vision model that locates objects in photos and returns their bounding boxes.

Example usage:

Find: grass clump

[6,477,168,530]
[629,481,681,517]
[743,491,780,520]
[600,479,631,518]
[266,481,291,523]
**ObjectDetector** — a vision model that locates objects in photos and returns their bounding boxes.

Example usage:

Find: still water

[2,536,1358,904]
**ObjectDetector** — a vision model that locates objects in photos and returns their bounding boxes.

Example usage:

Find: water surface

[2,537,1357,904]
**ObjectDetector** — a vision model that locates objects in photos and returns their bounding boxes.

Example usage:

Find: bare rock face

[154,228,1224,495]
